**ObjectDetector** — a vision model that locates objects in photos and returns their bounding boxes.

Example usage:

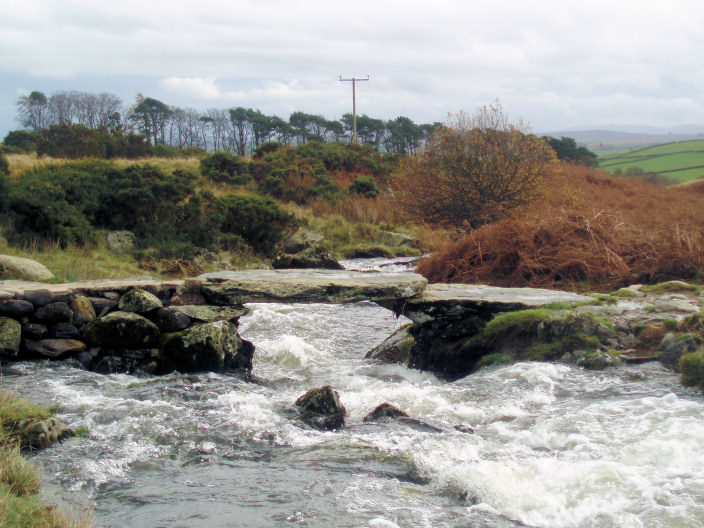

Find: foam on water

[8,299,704,527]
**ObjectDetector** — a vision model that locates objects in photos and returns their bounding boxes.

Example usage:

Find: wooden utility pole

[339,75,369,143]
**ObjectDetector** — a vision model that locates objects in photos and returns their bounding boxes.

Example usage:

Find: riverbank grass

[0,392,92,528]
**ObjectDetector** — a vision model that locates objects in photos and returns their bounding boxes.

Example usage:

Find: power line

[339,75,369,143]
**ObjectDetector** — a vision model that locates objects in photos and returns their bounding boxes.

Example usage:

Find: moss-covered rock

[83,311,161,349]
[159,320,254,373]
[118,288,163,314]
[577,350,623,370]
[295,386,346,430]
[69,295,96,326]
[474,353,514,371]
[0,317,21,357]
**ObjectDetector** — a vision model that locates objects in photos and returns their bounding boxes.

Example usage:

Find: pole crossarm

[339,75,369,143]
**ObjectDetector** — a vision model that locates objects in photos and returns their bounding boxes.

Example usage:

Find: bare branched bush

[393,101,558,229]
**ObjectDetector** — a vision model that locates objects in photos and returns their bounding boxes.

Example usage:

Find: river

[4,258,704,527]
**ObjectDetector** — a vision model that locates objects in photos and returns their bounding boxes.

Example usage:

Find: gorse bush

[5,160,295,256]
[200,151,250,184]
[349,176,379,198]
[215,194,296,255]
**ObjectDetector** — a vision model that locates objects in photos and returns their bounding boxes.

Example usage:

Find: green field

[599,139,704,183]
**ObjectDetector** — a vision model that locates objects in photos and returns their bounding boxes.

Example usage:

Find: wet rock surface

[295,385,347,430]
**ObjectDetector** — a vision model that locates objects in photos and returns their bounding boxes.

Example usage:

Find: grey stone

[0,255,54,281]
[280,231,325,254]
[171,305,248,324]
[660,337,698,370]
[199,270,427,305]
[87,297,118,316]
[365,324,415,364]
[381,231,414,247]
[23,338,86,359]
[33,302,73,323]
[577,352,623,370]
[0,299,35,317]
[23,289,53,307]
[118,288,163,314]
[159,320,254,373]
[0,317,22,357]
[272,245,343,270]
[49,323,80,339]
[537,310,599,342]
[83,311,161,349]
[152,307,192,333]
[17,417,73,449]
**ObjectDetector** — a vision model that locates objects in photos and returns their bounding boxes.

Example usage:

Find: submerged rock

[363,403,409,422]
[295,386,346,430]
[159,320,254,373]
[15,416,73,449]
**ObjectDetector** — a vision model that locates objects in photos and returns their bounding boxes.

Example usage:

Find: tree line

[13,90,441,156]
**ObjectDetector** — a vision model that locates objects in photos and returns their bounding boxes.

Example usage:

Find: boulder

[0,255,54,281]
[23,339,86,359]
[69,295,96,326]
[118,288,163,314]
[537,310,599,342]
[365,324,415,364]
[0,299,35,318]
[0,317,21,357]
[363,403,409,422]
[33,302,73,324]
[83,311,161,349]
[381,231,414,247]
[577,351,623,370]
[660,336,699,370]
[159,320,254,373]
[294,386,346,430]
[106,230,135,254]
[16,417,74,449]
[273,231,343,270]
[273,245,343,270]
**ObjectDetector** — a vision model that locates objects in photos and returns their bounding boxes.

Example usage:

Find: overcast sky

[2,0,704,138]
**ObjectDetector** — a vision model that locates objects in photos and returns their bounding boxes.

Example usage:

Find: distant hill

[543,127,704,153]
[597,139,704,183]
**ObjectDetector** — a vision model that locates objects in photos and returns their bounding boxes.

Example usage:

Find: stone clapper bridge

[0,270,592,379]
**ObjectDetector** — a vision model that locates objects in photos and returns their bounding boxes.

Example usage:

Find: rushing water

[3,263,704,527]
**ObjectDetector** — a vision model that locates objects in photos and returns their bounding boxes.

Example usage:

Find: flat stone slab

[198,270,428,305]
[0,278,184,301]
[402,284,594,323]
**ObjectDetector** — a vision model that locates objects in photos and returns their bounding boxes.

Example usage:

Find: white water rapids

[4,260,704,527]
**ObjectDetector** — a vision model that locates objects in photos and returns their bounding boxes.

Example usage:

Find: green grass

[599,139,704,183]
[0,392,93,528]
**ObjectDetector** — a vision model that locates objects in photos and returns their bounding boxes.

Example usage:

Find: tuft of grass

[0,392,52,436]
[679,349,704,388]
[482,308,554,343]
[663,318,679,330]
[641,281,700,295]
[612,288,637,298]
